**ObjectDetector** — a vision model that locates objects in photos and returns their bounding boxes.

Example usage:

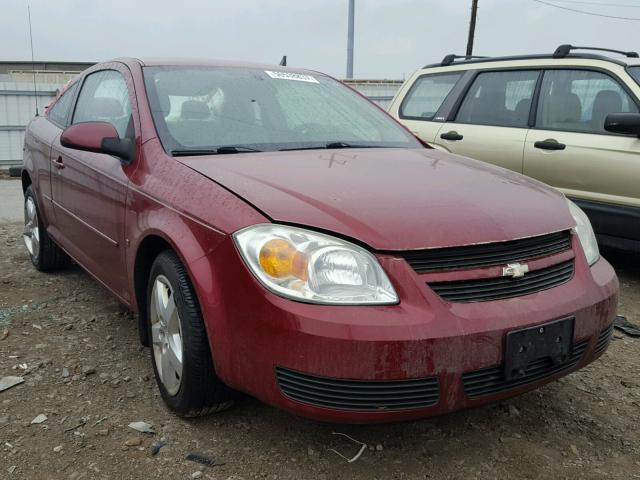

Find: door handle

[534,139,566,151]
[53,156,65,169]
[440,131,464,141]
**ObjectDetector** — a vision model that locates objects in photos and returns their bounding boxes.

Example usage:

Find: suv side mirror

[604,113,640,137]
[61,122,134,164]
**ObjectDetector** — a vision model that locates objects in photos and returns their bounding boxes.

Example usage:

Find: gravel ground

[0,219,639,480]
[0,180,23,224]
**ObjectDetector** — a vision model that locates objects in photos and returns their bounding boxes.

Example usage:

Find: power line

[550,0,640,7]
[531,0,640,19]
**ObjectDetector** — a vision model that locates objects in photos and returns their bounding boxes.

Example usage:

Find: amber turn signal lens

[259,239,308,280]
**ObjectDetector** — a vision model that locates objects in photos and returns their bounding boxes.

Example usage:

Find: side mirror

[604,113,640,137]
[61,122,134,164]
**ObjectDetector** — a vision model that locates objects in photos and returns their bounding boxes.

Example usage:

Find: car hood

[178,148,574,250]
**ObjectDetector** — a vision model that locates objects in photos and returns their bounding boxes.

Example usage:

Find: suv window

[47,82,78,127]
[400,73,463,120]
[456,70,539,128]
[536,69,638,134]
[628,66,640,87]
[73,70,132,138]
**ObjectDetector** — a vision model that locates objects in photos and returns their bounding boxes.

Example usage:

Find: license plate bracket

[504,317,574,381]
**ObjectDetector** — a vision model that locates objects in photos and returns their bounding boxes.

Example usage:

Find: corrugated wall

[0,81,59,168]
[343,80,404,110]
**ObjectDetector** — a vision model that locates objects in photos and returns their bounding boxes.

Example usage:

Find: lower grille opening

[594,322,614,356]
[429,260,574,303]
[275,366,440,411]
[462,338,589,399]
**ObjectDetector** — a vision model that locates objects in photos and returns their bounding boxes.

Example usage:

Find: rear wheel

[147,250,235,416]
[23,186,69,271]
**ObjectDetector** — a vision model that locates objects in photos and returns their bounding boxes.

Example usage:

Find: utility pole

[346,0,355,79]
[466,0,478,57]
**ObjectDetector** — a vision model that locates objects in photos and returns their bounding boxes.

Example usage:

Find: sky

[1,0,639,79]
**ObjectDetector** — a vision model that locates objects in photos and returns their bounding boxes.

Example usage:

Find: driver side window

[73,70,132,138]
[536,69,639,134]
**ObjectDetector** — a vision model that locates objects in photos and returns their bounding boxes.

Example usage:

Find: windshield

[143,66,420,153]
[629,66,640,87]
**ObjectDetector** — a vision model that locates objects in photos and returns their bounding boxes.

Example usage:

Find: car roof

[111,57,319,75]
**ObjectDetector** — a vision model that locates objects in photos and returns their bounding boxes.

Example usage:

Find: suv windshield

[629,66,640,87]
[143,66,420,154]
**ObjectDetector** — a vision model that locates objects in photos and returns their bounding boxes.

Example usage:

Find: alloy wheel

[149,275,184,396]
[23,196,40,258]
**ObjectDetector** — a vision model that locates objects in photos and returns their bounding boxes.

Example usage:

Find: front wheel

[147,250,235,417]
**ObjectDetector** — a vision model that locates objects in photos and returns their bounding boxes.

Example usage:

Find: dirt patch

[1,223,639,480]
[0,170,18,180]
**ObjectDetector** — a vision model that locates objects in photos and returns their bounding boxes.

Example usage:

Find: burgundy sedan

[21,59,618,422]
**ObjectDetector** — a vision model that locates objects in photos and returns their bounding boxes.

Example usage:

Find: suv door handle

[440,131,463,141]
[534,139,566,151]
[53,156,65,169]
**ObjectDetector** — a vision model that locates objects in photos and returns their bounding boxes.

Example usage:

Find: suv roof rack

[423,45,639,69]
[440,54,488,67]
[553,44,639,59]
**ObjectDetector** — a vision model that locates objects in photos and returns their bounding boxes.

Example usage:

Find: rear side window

[47,82,78,127]
[73,70,132,138]
[456,70,539,127]
[537,69,639,134]
[628,66,640,87]
[400,73,462,120]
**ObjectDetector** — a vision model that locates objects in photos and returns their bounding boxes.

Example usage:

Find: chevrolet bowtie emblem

[503,263,529,278]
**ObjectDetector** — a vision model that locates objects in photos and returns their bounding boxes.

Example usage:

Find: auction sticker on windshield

[264,70,319,83]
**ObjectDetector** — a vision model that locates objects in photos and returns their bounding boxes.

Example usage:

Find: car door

[30,82,79,226]
[394,71,465,143]
[49,67,135,300]
[523,68,640,243]
[433,69,540,173]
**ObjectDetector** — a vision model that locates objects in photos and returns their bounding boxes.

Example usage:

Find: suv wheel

[147,250,235,416]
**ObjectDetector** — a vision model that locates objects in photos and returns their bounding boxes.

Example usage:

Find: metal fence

[343,79,404,110]
[0,76,65,169]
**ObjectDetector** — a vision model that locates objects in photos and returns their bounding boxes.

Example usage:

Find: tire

[23,185,70,272]
[147,250,235,417]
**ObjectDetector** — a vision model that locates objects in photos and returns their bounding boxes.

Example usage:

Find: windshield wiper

[279,142,391,151]
[215,145,263,154]
[325,142,371,149]
[171,149,217,156]
[171,146,262,156]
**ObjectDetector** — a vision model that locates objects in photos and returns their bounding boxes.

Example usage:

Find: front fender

[126,194,229,308]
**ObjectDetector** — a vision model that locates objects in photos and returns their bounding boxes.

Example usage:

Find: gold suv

[390,45,640,252]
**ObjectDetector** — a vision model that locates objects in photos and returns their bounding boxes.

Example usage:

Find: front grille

[462,338,589,399]
[275,366,439,411]
[398,231,571,273]
[428,260,574,303]
[594,323,614,356]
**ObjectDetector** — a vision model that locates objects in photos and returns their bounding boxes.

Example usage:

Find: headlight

[233,224,398,305]
[567,200,599,266]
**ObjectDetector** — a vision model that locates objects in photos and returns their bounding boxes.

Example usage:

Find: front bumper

[191,236,618,423]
